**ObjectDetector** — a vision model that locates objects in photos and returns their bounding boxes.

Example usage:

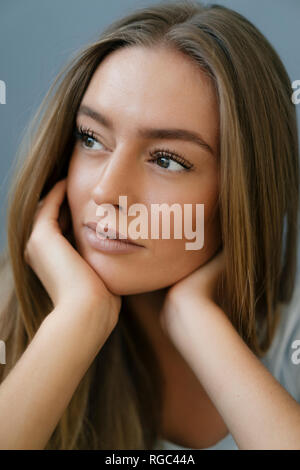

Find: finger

[202,246,225,272]
[38,179,67,224]
[207,248,226,289]
[32,199,45,222]
[188,247,226,298]
[193,247,225,282]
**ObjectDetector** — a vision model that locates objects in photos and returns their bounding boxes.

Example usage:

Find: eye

[149,148,194,172]
[74,126,194,173]
[74,126,105,151]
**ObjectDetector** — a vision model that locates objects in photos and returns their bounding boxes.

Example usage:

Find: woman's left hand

[166,246,226,306]
[159,247,227,344]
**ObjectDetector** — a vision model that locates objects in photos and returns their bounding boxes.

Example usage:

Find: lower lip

[83,226,144,254]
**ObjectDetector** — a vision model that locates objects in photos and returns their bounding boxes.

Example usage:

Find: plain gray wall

[0,0,299,253]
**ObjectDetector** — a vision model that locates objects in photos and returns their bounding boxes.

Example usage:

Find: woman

[0,0,299,450]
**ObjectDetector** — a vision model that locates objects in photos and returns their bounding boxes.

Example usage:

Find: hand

[159,247,227,341]
[24,178,121,327]
[167,246,226,307]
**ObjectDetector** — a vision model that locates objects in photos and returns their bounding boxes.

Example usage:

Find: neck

[122,286,183,359]
[125,286,168,312]
[123,287,168,327]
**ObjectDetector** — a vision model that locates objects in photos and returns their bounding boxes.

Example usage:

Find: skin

[28,45,300,450]
[19,45,300,451]
[66,45,225,447]
[66,45,222,297]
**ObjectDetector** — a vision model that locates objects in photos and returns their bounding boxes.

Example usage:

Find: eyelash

[74,125,194,172]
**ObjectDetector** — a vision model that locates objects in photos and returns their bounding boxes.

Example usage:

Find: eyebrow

[77,104,214,156]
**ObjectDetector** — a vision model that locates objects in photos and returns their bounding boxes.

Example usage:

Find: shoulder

[261,271,300,403]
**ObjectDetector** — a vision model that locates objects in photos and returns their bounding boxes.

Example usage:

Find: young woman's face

[67,46,221,295]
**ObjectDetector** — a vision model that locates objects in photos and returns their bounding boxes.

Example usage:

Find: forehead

[81,46,219,141]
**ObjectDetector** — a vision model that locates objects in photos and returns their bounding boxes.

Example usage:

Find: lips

[84,221,143,247]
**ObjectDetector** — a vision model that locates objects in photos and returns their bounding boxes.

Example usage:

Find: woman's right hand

[24,178,122,329]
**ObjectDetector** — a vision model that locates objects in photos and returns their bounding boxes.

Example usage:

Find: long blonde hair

[0,0,299,449]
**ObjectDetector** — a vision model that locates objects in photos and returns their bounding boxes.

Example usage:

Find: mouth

[84,221,144,247]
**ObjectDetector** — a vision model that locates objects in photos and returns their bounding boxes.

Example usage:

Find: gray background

[0,0,299,253]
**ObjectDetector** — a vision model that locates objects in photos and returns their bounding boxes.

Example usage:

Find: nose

[91,144,140,213]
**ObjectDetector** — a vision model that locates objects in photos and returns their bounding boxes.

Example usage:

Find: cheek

[147,173,220,279]
[142,204,220,284]
[66,156,88,229]
[147,217,220,286]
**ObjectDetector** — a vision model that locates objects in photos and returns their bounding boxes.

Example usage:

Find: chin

[103,273,171,296]
[100,279,158,297]
[87,260,172,297]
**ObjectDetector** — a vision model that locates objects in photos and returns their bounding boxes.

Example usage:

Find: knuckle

[30,226,45,246]
[26,225,44,252]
